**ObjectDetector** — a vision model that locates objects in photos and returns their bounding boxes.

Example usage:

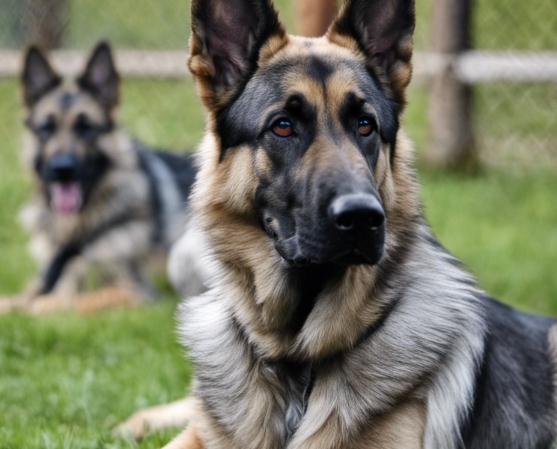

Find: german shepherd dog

[0,42,198,314]
[121,0,557,447]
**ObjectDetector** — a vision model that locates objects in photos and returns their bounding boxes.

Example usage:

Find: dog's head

[190,0,415,269]
[21,42,120,215]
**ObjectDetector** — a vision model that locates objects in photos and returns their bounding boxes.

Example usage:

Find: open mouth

[49,182,83,214]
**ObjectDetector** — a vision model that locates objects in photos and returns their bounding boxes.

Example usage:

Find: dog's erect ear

[189,0,286,109]
[21,47,62,107]
[77,41,119,108]
[329,0,415,107]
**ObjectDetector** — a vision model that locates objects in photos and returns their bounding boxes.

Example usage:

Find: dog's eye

[272,119,294,138]
[74,115,95,138]
[358,117,376,137]
[36,121,57,141]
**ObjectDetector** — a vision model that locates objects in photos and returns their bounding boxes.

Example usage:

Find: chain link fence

[0,0,557,316]
[473,0,557,169]
[0,0,555,169]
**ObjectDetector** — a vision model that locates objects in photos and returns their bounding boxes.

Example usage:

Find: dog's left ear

[189,0,286,110]
[77,41,119,108]
[21,47,62,107]
[328,0,415,107]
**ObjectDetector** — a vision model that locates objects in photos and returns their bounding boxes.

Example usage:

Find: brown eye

[36,120,57,141]
[74,114,95,138]
[272,119,294,137]
[358,117,375,137]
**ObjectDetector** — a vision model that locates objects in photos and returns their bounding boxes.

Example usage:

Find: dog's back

[155,150,197,200]
[463,297,557,447]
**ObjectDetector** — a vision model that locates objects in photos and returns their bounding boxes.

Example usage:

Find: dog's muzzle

[46,153,80,182]
[45,153,83,214]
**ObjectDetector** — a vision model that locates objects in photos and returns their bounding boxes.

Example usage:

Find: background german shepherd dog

[0,42,197,314]
[123,0,557,447]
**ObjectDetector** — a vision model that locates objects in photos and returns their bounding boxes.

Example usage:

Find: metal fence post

[425,0,477,172]
[21,0,67,49]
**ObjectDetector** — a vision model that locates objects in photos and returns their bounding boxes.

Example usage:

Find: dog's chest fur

[180,231,486,449]
[182,290,430,449]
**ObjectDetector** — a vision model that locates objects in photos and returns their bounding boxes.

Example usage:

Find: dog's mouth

[260,192,386,268]
[275,227,385,268]
[278,248,383,267]
[49,182,83,214]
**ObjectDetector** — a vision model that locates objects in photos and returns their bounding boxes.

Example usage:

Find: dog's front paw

[113,411,152,441]
[0,297,15,314]
[0,294,72,315]
[114,398,196,441]
[28,294,72,315]
[0,296,28,314]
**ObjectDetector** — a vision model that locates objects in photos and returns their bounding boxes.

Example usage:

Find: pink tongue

[50,182,82,214]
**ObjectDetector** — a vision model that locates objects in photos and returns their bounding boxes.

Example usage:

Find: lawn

[0,302,190,449]
[0,0,556,446]
[1,73,556,447]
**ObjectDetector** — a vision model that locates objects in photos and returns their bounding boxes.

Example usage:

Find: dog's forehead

[252,39,378,109]
[31,84,105,123]
[218,37,399,151]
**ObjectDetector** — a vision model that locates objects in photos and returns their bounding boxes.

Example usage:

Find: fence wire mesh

[0,0,555,169]
[473,0,557,168]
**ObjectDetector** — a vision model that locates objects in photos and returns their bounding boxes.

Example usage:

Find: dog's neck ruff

[180,221,486,449]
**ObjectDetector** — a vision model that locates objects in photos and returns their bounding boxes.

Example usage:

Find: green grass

[0,301,190,449]
[1,75,556,447]
[1,1,556,440]
[421,170,557,315]
[0,79,34,294]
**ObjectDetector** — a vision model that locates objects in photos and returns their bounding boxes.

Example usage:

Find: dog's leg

[115,397,197,441]
[51,256,87,303]
[0,276,46,314]
[0,276,141,315]
[25,284,140,315]
[81,222,157,302]
[73,284,141,313]
[25,257,85,314]
[0,296,26,314]
[0,242,87,315]
[162,425,204,449]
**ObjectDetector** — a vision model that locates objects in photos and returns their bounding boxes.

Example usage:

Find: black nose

[49,153,78,181]
[329,194,385,233]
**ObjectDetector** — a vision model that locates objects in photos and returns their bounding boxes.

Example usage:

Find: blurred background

[0,0,555,447]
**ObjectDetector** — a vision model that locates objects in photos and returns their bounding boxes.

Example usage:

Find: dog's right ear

[189,0,286,110]
[21,47,62,107]
[328,0,415,108]
[77,42,120,109]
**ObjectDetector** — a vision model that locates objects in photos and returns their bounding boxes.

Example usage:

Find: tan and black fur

[0,42,199,314]
[121,0,557,447]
